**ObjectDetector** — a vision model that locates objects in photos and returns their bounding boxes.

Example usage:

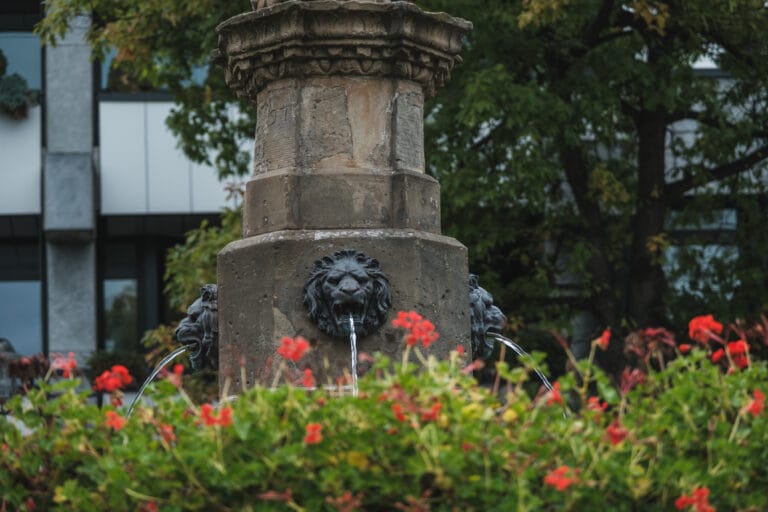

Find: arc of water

[348,314,358,397]
[487,333,554,393]
[126,345,189,418]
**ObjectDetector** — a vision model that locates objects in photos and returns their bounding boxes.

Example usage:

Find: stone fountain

[212,0,474,388]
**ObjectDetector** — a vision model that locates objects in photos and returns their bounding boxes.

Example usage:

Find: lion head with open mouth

[304,250,391,338]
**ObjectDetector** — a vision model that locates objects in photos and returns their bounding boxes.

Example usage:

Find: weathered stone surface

[215,0,472,388]
[214,0,472,100]
[254,77,421,175]
[217,229,469,387]
[242,170,441,236]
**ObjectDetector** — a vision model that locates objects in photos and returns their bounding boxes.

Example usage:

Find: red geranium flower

[277,336,310,362]
[675,486,714,512]
[745,389,765,417]
[679,343,692,354]
[200,404,233,428]
[420,402,442,422]
[596,328,611,350]
[620,368,646,394]
[159,423,176,443]
[166,364,184,387]
[51,352,77,378]
[711,348,725,363]
[546,382,564,406]
[544,465,578,491]
[392,310,440,348]
[105,410,126,431]
[688,315,723,344]
[606,421,629,445]
[392,403,407,422]
[304,423,323,444]
[94,365,133,392]
[727,340,749,369]
[302,368,316,388]
[587,396,608,424]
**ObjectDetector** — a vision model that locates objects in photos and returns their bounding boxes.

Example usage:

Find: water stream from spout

[488,333,554,393]
[348,314,358,397]
[126,345,189,418]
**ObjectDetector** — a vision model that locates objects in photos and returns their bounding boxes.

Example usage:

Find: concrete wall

[43,15,97,362]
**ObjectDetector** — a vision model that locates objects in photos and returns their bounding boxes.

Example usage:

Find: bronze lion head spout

[469,274,506,360]
[304,250,391,338]
[175,284,218,371]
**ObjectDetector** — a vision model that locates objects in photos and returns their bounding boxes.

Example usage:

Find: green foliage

[0,50,38,119]
[163,207,241,312]
[2,341,768,510]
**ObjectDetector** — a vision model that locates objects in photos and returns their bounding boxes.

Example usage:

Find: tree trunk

[627,108,668,327]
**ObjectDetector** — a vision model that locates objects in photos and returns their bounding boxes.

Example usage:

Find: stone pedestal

[215,0,472,385]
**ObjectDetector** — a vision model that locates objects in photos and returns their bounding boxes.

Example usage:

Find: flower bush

[1,314,768,510]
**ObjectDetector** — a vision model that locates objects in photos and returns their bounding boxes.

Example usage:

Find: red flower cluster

[277,336,310,362]
[620,368,646,395]
[545,382,564,406]
[302,368,316,388]
[93,365,133,392]
[325,491,363,512]
[159,423,176,443]
[711,340,750,369]
[587,396,608,421]
[745,389,765,417]
[200,404,233,428]
[381,384,443,425]
[51,352,77,378]
[675,486,714,512]
[392,311,439,348]
[392,403,407,422]
[305,423,323,444]
[165,364,184,388]
[105,410,126,431]
[606,421,629,445]
[727,340,749,369]
[544,465,578,491]
[688,315,723,344]
[420,402,442,422]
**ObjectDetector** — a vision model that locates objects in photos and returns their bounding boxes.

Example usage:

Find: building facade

[0,2,234,363]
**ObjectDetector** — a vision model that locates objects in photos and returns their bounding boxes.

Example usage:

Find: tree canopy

[37,0,768,348]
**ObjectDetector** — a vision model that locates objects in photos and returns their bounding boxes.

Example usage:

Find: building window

[0,280,41,355]
[0,230,41,355]
[103,278,138,353]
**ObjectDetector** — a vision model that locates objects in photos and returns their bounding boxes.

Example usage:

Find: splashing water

[126,345,189,418]
[348,314,358,397]
[487,333,555,393]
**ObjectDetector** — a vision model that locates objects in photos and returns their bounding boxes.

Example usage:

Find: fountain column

[215,0,472,387]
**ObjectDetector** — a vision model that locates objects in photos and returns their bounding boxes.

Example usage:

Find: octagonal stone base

[217,228,469,388]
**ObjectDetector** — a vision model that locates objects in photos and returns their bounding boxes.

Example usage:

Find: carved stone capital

[214,0,472,101]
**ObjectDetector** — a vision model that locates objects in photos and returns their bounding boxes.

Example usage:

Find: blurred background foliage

[37,0,768,371]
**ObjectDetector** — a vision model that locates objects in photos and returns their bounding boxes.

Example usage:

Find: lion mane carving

[469,274,506,360]
[303,250,391,338]
[175,284,218,371]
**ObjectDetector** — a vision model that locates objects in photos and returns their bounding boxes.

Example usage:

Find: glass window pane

[0,280,41,355]
[0,32,41,90]
[103,279,138,352]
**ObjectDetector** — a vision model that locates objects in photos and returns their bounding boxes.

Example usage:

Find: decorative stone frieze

[214,1,472,101]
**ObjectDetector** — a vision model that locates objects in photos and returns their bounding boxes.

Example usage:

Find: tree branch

[666,144,768,201]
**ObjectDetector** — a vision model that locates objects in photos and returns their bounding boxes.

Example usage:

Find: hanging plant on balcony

[0,50,38,120]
